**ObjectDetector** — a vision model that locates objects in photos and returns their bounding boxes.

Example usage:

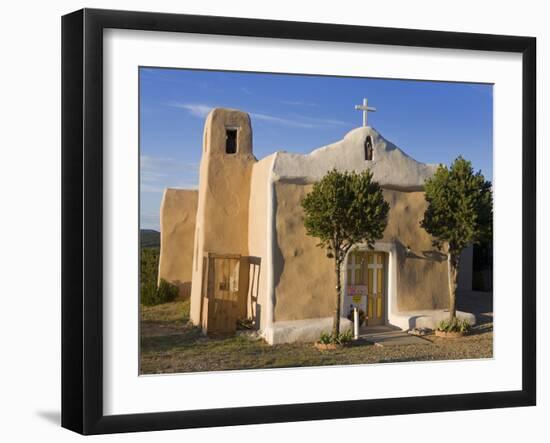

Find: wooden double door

[346,250,386,326]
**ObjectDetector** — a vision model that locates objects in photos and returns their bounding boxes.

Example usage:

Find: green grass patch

[140,300,190,323]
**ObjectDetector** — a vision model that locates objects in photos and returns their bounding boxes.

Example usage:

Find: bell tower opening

[225,128,238,154]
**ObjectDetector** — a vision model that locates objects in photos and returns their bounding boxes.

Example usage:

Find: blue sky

[140,67,493,230]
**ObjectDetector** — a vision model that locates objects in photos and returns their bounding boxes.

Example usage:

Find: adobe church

[157,103,475,344]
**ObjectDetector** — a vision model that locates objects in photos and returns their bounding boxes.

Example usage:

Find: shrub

[437,317,471,333]
[318,330,353,345]
[140,281,158,306]
[157,278,178,303]
[140,247,160,304]
[335,329,353,344]
[141,278,178,306]
[319,331,332,344]
[140,247,179,306]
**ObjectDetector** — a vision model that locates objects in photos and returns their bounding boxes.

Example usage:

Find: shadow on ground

[36,410,60,425]
[457,290,493,326]
[140,323,203,353]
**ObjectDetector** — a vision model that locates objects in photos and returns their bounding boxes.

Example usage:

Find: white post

[353,307,359,340]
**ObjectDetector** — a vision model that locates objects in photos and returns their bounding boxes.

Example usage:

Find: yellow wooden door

[366,252,385,326]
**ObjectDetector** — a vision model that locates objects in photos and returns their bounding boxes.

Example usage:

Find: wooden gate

[200,253,247,336]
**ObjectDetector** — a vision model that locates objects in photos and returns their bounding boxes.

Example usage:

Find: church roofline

[267,125,437,191]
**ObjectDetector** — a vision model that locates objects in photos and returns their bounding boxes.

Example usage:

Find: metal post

[353,307,359,340]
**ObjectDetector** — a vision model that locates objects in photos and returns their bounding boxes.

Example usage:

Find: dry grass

[139,299,493,375]
[140,299,190,323]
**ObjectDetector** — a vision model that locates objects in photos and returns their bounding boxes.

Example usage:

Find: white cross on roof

[354,98,376,127]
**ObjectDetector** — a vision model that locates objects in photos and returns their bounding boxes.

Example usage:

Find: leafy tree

[302,169,389,336]
[421,156,493,320]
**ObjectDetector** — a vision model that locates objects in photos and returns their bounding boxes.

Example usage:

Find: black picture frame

[61,8,536,435]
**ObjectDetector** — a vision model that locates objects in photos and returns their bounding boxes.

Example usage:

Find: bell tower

[189,108,256,324]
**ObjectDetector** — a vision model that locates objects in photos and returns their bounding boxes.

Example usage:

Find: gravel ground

[140,330,493,374]
[140,293,493,374]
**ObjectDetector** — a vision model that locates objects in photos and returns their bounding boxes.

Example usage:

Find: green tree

[421,156,493,320]
[302,169,389,336]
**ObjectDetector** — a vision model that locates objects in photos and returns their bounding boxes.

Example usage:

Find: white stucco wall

[271,126,438,190]
[247,154,277,328]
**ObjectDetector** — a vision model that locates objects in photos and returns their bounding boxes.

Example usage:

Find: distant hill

[140,229,160,248]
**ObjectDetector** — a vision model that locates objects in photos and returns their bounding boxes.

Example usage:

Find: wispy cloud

[170,103,213,118]
[170,102,346,129]
[141,155,199,193]
[289,114,347,126]
[250,112,317,128]
[252,112,346,128]
[279,100,317,107]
